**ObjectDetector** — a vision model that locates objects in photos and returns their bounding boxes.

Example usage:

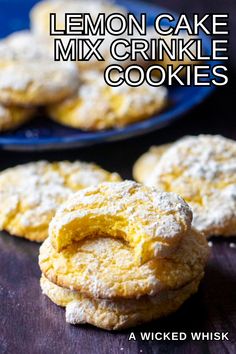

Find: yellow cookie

[48,181,192,262]
[0,161,121,242]
[0,34,79,106]
[48,71,168,130]
[40,275,202,330]
[0,104,34,132]
[4,30,51,62]
[40,230,208,299]
[134,135,236,237]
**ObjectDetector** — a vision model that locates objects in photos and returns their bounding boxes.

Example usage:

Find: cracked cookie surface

[134,135,236,237]
[40,230,208,299]
[39,181,208,329]
[48,181,193,263]
[0,161,121,242]
[48,71,167,130]
[0,33,78,106]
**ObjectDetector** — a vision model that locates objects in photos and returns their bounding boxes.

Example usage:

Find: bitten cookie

[0,104,34,132]
[48,71,168,130]
[40,227,208,299]
[48,181,193,263]
[0,161,121,242]
[133,135,236,238]
[39,181,209,329]
[0,33,79,106]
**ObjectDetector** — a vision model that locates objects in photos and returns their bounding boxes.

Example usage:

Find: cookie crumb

[229,243,236,248]
[208,241,213,247]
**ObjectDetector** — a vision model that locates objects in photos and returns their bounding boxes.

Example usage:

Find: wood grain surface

[0,233,235,354]
[0,1,236,353]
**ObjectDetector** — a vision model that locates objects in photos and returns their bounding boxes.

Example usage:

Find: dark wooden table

[1,1,236,353]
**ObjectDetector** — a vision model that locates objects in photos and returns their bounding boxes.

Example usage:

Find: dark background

[0,1,236,354]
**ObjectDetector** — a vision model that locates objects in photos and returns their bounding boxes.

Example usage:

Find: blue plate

[0,0,216,151]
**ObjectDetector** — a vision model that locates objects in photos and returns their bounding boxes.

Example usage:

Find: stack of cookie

[0,161,121,242]
[39,181,209,330]
[133,135,236,238]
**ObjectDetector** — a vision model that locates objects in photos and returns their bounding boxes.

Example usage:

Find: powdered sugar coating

[2,30,51,62]
[0,33,79,106]
[40,275,202,330]
[48,71,168,130]
[49,180,192,263]
[40,228,208,299]
[0,161,121,241]
[0,61,78,106]
[144,135,236,237]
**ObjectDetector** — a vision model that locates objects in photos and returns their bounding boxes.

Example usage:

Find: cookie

[4,30,51,62]
[48,181,192,263]
[134,135,236,237]
[0,161,121,242]
[0,104,34,132]
[0,34,79,106]
[48,71,168,130]
[40,275,202,330]
[40,229,208,299]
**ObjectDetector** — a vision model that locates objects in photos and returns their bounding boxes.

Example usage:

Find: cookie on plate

[133,135,236,237]
[48,71,168,130]
[0,33,79,106]
[39,181,209,329]
[4,30,51,62]
[0,161,121,242]
[0,103,34,132]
